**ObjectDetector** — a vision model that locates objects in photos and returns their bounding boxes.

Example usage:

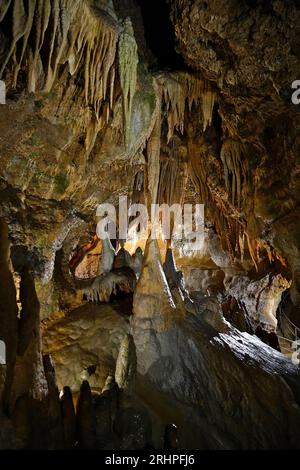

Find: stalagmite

[11,267,48,410]
[113,247,132,270]
[102,374,118,394]
[42,355,63,449]
[132,238,176,333]
[101,374,119,419]
[0,220,18,410]
[60,386,76,449]
[98,237,115,275]
[130,247,144,278]
[115,334,137,395]
[76,380,96,449]
[94,374,118,448]
[118,18,139,147]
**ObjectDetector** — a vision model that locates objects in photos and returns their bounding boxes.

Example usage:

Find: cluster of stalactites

[220,138,247,209]
[0,0,118,122]
[157,140,180,206]
[118,17,139,147]
[162,73,215,142]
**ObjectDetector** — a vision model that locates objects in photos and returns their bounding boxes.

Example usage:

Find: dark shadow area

[136,0,186,69]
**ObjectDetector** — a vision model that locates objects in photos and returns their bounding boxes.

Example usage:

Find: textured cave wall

[171,0,300,305]
[0,0,158,320]
[131,233,300,450]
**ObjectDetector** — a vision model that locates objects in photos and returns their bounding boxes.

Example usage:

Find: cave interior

[0,0,300,451]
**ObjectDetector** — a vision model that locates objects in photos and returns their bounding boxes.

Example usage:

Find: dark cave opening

[136,0,186,69]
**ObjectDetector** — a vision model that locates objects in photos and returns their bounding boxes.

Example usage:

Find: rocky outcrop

[132,234,300,449]
[42,302,130,393]
[224,271,291,331]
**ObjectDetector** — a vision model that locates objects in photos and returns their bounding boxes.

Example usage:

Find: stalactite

[0,0,11,23]
[118,17,139,147]
[147,90,162,206]
[44,0,78,92]
[157,141,179,205]
[221,139,246,208]
[28,0,51,92]
[163,78,185,143]
[0,0,119,122]
[84,268,136,303]
[12,0,36,87]
[201,81,215,131]
[160,73,215,143]
[239,229,245,264]
[0,0,30,78]
[246,232,258,272]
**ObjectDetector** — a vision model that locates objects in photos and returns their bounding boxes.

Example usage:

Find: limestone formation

[0,220,18,410]
[98,237,115,275]
[115,334,137,394]
[76,380,96,449]
[60,386,76,449]
[42,354,63,449]
[133,238,176,330]
[10,267,48,411]
[84,267,136,303]
[130,247,144,278]
[0,0,300,451]
[113,247,132,270]
[118,17,139,147]
[224,272,291,331]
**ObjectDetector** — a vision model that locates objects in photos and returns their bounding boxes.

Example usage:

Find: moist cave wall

[0,0,300,451]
